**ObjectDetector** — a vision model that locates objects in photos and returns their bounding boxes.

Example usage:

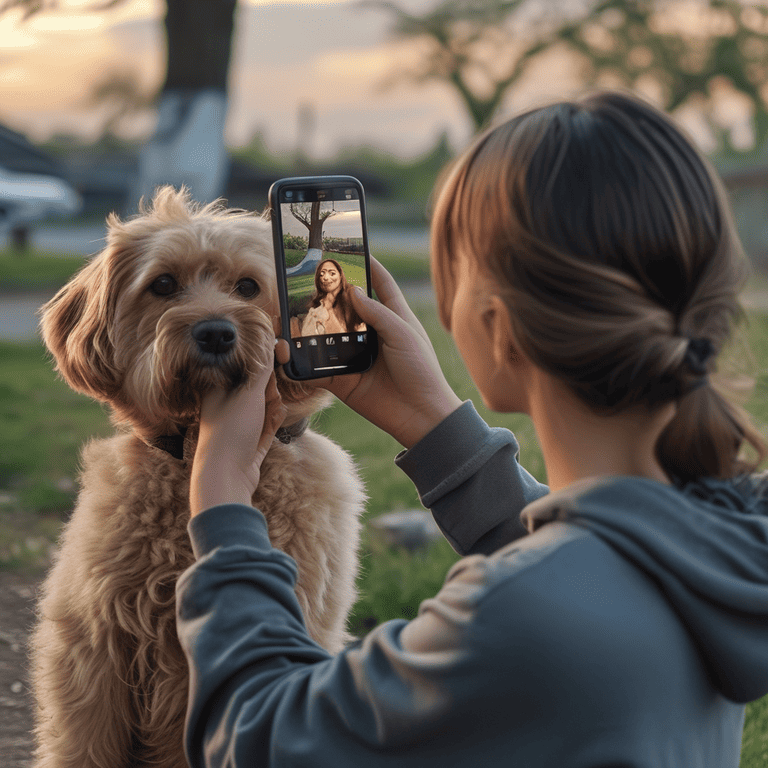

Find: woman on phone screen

[300,258,365,336]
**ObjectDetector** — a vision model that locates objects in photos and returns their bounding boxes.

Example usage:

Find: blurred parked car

[0,124,82,250]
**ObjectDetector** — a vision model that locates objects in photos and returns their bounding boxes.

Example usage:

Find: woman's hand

[190,359,287,518]
[305,257,462,448]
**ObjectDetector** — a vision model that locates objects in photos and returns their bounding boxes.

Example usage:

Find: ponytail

[657,381,765,483]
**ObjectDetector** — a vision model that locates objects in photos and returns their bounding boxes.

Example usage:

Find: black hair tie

[685,337,715,376]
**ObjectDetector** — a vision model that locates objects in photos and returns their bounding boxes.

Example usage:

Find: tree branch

[0,0,123,17]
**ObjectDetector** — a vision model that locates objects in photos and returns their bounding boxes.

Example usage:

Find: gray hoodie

[177,402,768,767]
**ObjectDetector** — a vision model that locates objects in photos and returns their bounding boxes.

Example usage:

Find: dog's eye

[235,278,260,298]
[150,275,178,296]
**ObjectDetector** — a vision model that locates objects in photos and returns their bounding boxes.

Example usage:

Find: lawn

[0,247,430,290]
[285,250,369,317]
[0,251,88,291]
[0,248,766,765]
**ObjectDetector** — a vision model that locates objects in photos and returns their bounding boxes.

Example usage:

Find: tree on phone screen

[290,202,338,257]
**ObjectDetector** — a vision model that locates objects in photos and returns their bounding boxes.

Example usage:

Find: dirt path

[0,571,39,767]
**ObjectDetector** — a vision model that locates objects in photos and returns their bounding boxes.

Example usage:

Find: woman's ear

[477,294,533,413]
[485,295,526,371]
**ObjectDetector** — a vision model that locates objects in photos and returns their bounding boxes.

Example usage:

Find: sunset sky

[281,202,363,239]
[0,0,754,158]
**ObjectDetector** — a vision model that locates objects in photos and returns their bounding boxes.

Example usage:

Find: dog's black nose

[192,320,237,356]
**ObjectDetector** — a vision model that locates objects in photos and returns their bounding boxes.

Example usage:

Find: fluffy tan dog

[30,186,365,768]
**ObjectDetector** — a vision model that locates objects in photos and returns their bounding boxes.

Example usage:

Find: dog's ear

[39,221,130,401]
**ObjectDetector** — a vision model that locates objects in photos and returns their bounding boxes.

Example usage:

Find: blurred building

[58,147,392,219]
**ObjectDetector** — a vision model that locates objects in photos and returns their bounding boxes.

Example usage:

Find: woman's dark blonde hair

[432,90,766,483]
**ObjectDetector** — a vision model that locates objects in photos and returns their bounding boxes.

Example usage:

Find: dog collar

[151,427,188,461]
[274,417,310,444]
[148,418,310,461]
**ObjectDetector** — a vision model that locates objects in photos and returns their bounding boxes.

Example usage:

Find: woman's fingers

[192,371,283,515]
[256,372,287,457]
[275,338,291,366]
[367,257,432,344]
[349,284,423,352]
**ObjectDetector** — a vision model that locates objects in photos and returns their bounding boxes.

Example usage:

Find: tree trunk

[307,202,324,251]
[132,0,238,207]
[162,0,237,92]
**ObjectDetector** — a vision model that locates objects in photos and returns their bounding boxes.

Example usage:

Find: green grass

[743,695,768,768]
[0,249,87,290]
[348,533,462,636]
[283,248,307,268]
[0,247,430,293]
[377,252,430,281]
[0,342,112,511]
[286,251,373,317]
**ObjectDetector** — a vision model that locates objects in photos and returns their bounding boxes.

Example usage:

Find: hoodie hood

[521,474,768,704]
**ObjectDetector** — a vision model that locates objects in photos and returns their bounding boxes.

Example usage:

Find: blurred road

[0,290,58,343]
[1,223,431,342]
[30,222,108,257]
[28,223,431,258]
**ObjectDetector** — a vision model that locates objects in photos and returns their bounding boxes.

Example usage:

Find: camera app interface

[280,186,369,372]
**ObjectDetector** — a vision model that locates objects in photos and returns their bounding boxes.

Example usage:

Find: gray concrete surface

[0,289,58,342]
[26,223,429,258]
[30,223,107,257]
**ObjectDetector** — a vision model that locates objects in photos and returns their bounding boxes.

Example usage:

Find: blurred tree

[558,0,768,153]
[368,0,557,131]
[86,68,157,137]
[372,0,768,151]
[161,0,237,93]
[1,0,239,203]
[134,0,238,203]
[296,102,318,167]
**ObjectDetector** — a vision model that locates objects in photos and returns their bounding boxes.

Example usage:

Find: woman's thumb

[349,285,374,315]
[350,285,387,326]
[350,285,409,343]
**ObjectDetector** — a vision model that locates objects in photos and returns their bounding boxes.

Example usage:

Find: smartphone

[269,175,378,380]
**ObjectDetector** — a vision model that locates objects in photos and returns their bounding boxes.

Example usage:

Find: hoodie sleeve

[177,503,499,768]
[395,401,549,555]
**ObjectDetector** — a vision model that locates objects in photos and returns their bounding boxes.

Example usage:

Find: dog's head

[40,186,329,440]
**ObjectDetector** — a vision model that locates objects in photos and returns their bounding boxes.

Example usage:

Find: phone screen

[271,177,377,379]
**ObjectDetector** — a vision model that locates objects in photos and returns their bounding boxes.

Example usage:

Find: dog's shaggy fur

[30,187,365,768]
